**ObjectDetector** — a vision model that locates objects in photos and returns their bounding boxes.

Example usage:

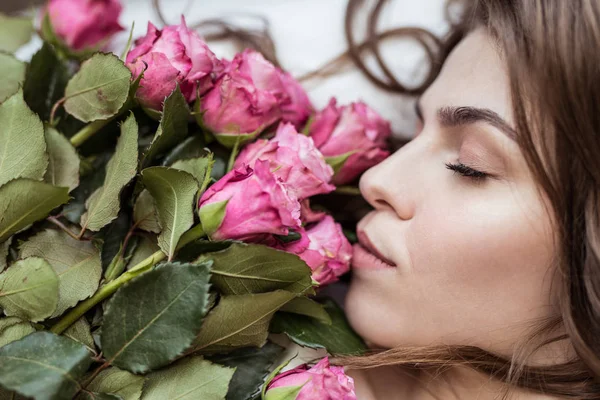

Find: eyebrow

[414,100,517,142]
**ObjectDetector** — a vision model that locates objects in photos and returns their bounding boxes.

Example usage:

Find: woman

[336,0,600,399]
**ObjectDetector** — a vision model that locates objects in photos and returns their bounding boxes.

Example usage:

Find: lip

[356,230,396,267]
[352,244,396,270]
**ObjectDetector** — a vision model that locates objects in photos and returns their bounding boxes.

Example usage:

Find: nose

[359,138,424,221]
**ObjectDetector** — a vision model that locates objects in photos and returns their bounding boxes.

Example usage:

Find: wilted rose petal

[266,357,357,400]
[46,0,124,51]
[234,122,334,199]
[125,17,222,110]
[310,98,392,185]
[198,49,285,142]
[198,160,301,241]
[280,215,352,286]
[280,71,314,128]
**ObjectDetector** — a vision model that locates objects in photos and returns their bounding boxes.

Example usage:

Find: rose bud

[125,17,222,111]
[280,216,352,286]
[198,160,301,241]
[310,98,392,185]
[265,357,357,400]
[234,122,334,199]
[196,49,287,147]
[45,0,124,51]
[280,72,314,128]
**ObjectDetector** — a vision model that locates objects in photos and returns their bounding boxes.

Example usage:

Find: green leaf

[161,135,206,166]
[20,229,102,317]
[79,392,123,400]
[140,356,234,400]
[0,386,27,400]
[176,239,233,263]
[23,43,70,122]
[101,262,212,373]
[213,132,259,149]
[270,299,366,356]
[264,385,305,400]
[0,317,35,348]
[81,113,138,232]
[44,126,80,191]
[0,179,69,243]
[0,257,58,322]
[120,22,136,61]
[199,200,228,238]
[172,155,213,186]
[0,52,26,103]
[64,317,96,351]
[279,297,332,325]
[133,190,161,233]
[0,89,48,186]
[86,367,145,400]
[196,243,314,295]
[62,152,110,224]
[325,151,356,175]
[100,210,132,271]
[64,53,132,122]
[126,235,160,270]
[0,237,11,272]
[192,290,296,354]
[143,87,189,164]
[208,342,283,400]
[0,331,92,400]
[141,167,198,260]
[0,14,33,53]
[261,358,295,399]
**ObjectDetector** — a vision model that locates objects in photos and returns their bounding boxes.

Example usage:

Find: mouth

[352,231,396,270]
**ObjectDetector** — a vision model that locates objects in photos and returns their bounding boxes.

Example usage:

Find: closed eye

[445,162,490,182]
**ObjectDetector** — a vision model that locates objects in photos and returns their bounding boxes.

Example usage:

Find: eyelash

[445,162,490,182]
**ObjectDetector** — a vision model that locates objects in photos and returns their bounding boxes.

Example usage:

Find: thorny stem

[47,216,84,241]
[50,224,206,335]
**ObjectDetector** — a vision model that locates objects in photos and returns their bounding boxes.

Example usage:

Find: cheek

[347,184,557,351]
[413,186,555,291]
[411,190,556,347]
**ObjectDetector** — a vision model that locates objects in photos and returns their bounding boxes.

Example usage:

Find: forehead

[421,29,513,125]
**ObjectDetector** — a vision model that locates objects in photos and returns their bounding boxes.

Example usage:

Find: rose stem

[50,224,206,334]
[69,96,137,147]
[47,216,84,241]
[334,186,362,195]
[226,136,242,172]
[69,118,115,148]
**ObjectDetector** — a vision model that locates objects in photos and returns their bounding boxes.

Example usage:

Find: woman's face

[345,29,557,355]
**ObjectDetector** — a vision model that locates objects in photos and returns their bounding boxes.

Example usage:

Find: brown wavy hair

[156,0,600,397]
[328,1,600,399]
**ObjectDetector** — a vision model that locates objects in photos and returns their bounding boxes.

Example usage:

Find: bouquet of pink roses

[0,1,391,399]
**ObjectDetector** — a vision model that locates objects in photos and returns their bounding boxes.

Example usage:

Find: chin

[345,276,400,349]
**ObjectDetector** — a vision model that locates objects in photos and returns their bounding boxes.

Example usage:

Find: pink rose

[310,99,392,185]
[197,49,286,146]
[234,122,334,199]
[300,199,326,223]
[126,17,222,111]
[265,357,357,400]
[46,0,124,51]
[280,72,314,128]
[198,160,301,241]
[280,216,352,286]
